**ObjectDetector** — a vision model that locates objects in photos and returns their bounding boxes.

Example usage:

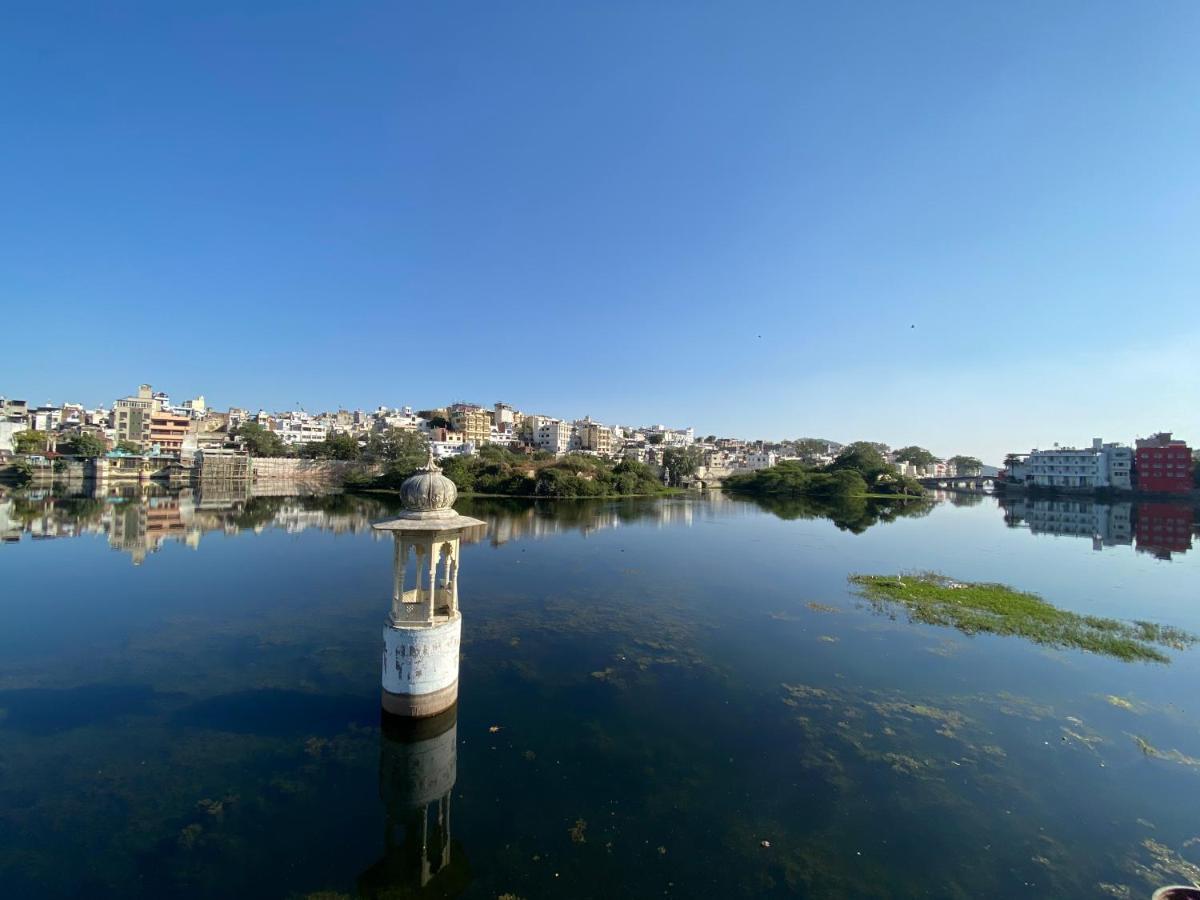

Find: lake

[1,487,1198,898]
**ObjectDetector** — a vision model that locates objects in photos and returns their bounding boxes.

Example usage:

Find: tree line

[723,442,928,499]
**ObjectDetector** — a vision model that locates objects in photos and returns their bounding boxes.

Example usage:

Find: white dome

[399,454,457,513]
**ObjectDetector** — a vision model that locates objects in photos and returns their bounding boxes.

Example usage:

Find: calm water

[1,487,1199,898]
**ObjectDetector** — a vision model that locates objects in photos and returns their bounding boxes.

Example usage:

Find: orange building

[149,412,192,456]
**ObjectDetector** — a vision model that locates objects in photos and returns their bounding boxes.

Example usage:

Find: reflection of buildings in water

[358,706,468,898]
[1003,498,1133,551]
[1136,503,1194,561]
[7,491,761,560]
[1003,498,1194,557]
[0,485,380,564]
[108,494,197,565]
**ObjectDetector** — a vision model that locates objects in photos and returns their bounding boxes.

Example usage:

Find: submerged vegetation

[850,573,1196,663]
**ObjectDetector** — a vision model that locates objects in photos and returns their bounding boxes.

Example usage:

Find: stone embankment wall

[250,457,380,487]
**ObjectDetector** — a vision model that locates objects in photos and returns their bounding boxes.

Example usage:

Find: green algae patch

[849,573,1195,663]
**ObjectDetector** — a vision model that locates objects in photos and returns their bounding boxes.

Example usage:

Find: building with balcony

[577,419,614,456]
[449,404,492,446]
[535,419,573,455]
[1008,438,1133,491]
[113,385,155,448]
[149,411,193,457]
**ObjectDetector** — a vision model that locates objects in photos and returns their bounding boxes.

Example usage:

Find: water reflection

[1001,497,1196,558]
[740,493,933,533]
[3,490,1200,897]
[0,486,715,565]
[359,706,468,898]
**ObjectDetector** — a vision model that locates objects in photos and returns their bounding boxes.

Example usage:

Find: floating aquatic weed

[849,573,1196,663]
[1126,838,1200,889]
[1106,695,1139,712]
[1060,724,1106,758]
[806,602,838,614]
[1129,734,1200,770]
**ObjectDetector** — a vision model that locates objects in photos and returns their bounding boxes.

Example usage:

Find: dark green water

[1,488,1199,898]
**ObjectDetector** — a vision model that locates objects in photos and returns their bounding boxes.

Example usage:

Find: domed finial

[398,445,457,516]
[417,447,440,473]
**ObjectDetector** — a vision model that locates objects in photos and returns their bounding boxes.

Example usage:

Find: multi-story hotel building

[1135,433,1192,494]
[149,411,193,456]
[1011,438,1133,490]
[578,419,614,456]
[113,384,155,448]
[449,404,492,446]
[535,419,573,455]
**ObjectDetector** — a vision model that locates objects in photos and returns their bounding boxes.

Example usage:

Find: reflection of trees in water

[747,494,933,534]
[455,495,678,545]
[6,489,933,549]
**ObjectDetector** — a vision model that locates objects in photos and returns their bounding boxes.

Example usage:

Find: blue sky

[3,1,1198,463]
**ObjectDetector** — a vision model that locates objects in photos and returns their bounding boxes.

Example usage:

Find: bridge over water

[916,475,995,493]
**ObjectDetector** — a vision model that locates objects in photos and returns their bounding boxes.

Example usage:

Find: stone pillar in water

[372,453,484,718]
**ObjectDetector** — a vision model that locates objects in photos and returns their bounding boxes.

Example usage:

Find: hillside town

[0,384,1195,496]
[1,383,978,481]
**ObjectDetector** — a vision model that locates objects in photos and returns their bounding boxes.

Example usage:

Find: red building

[1135,433,1193,494]
[1135,503,1194,560]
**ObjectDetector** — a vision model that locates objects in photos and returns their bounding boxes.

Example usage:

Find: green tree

[438,455,477,492]
[234,421,287,457]
[894,446,936,467]
[367,428,428,465]
[661,446,703,486]
[791,438,834,465]
[9,457,34,483]
[115,439,143,454]
[367,429,430,486]
[58,432,106,457]
[301,431,361,460]
[13,430,49,454]
[949,455,984,475]
[827,442,890,482]
[647,433,665,445]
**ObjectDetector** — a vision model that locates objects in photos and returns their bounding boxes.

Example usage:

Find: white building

[29,405,63,432]
[643,425,694,447]
[431,439,475,460]
[1016,438,1133,490]
[0,420,30,454]
[743,450,777,470]
[488,425,518,446]
[535,420,573,455]
[375,407,426,432]
[274,416,329,446]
